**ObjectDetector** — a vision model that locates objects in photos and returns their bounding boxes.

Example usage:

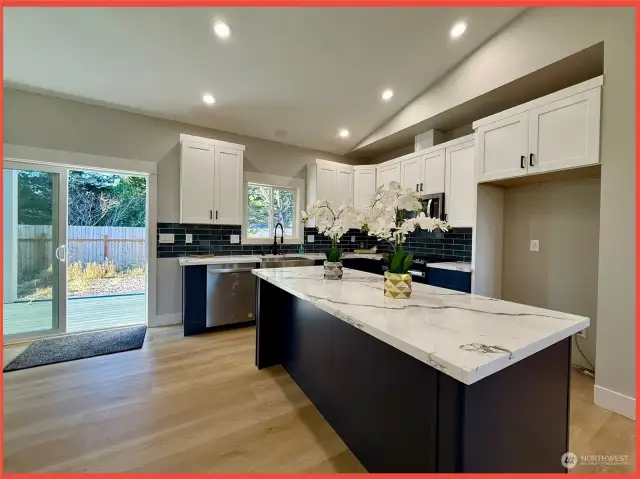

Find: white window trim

[242,172,305,245]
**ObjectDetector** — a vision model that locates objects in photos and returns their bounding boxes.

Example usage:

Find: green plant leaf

[389,251,403,273]
[401,253,413,274]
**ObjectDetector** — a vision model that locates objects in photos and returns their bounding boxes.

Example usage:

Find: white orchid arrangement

[301,201,359,262]
[359,181,449,274]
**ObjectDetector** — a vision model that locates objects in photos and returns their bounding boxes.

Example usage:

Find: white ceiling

[4,7,524,155]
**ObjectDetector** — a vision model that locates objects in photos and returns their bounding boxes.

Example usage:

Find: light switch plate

[530,240,540,252]
[351,236,356,243]
[185,234,193,244]
[159,233,174,244]
[230,234,240,244]
[577,328,588,339]
[307,235,314,243]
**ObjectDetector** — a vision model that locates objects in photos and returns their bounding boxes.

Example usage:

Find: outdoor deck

[3,294,146,336]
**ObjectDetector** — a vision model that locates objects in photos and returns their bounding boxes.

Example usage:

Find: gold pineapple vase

[383,272,412,299]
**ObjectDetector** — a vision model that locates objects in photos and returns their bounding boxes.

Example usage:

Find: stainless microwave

[421,193,446,221]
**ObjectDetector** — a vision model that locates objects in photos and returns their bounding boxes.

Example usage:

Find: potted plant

[302,201,357,280]
[359,182,449,298]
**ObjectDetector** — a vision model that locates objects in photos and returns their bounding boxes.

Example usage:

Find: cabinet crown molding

[472,76,603,129]
[180,133,246,151]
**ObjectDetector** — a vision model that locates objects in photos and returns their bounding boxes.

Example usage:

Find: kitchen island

[253,266,589,473]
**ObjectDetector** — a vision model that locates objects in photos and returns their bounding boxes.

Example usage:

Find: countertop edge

[252,267,589,386]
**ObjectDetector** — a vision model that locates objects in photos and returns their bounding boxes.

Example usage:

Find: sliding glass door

[3,162,68,339]
[3,161,149,342]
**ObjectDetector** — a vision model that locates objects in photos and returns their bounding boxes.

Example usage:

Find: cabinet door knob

[530,153,534,167]
[520,155,525,168]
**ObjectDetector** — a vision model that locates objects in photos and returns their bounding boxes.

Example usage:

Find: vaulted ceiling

[4,7,524,155]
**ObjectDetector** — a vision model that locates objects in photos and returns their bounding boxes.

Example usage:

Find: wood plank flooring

[2,325,635,473]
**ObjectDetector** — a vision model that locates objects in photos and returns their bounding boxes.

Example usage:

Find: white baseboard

[594,384,636,420]
[150,312,182,328]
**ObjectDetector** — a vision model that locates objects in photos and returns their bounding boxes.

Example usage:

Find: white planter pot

[323,261,343,280]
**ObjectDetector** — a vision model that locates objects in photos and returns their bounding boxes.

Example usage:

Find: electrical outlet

[307,235,314,243]
[577,328,588,339]
[230,234,240,244]
[530,240,540,252]
[351,236,356,243]
[159,233,174,244]
[185,234,193,244]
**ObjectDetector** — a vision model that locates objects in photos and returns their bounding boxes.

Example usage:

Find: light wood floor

[2,326,635,473]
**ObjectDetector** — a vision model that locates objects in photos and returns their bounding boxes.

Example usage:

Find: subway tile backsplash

[157,223,471,262]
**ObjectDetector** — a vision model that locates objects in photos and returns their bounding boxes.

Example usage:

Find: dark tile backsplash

[157,223,471,262]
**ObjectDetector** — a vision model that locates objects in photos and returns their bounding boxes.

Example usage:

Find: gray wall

[502,178,600,370]
[3,88,355,324]
[359,7,635,406]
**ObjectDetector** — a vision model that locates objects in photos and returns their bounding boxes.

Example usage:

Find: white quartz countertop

[427,262,472,273]
[178,253,384,266]
[252,266,589,385]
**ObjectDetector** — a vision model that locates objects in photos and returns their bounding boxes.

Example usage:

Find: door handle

[520,155,525,168]
[209,210,213,220]
[416,183,419,192]
[215,211,219,220]
[420,182,423,192]
[530,153,534,167]
[55,245,67,262]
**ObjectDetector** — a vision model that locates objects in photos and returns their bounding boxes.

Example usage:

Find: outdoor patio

[3,294,146,336]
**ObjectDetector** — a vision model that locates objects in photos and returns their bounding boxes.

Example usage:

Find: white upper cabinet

[316,160,338,204]
[180,134,245,225]
[474,77,602,183]
[421,149,446,194]
[528,88,601,174]
[476,112,529,182]
[307,159,354,209]
[335,165,355,206]
[180,141,215,224]
[213,146,243,225]
[353,166,376,210]
[445,140,475,228]
[377,161,401,189]
[400,156,422,192]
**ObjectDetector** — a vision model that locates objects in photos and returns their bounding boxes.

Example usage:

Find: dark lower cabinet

[426,267,471,293]
[256,278,571,473]
[183,265,207,336]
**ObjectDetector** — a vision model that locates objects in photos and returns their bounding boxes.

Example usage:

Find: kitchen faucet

[271,222,284,255]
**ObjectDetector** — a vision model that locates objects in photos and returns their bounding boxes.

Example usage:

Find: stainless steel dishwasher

[206,262,259,327]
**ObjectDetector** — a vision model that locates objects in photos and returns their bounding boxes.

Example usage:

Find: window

[246,183,296,240]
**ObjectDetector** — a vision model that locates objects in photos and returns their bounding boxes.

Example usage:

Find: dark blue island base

[255,278,571,473]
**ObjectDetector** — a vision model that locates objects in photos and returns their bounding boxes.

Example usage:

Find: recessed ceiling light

[202,94,215,105]
[381,89,394,101]
[338,129,350,138]
[450,21,467,38]
[214,21,231,39]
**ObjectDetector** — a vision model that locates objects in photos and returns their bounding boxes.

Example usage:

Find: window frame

[243,181,301,245]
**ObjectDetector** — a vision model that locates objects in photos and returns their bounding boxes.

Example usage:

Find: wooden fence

[18,225,146,276]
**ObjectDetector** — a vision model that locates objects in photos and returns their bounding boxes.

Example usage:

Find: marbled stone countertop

[252,266,589,385]
[178,252,384,266]
[427,262,472,273]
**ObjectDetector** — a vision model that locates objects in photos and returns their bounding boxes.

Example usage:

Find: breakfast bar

[253,266,589,473]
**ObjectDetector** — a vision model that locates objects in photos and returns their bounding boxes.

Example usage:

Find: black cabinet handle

[215,210,218,220]
[530,153,534,167]
[416,183,419,191]
[520,155,525,168]
[420,182,423,192]
[209,210,213,219]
